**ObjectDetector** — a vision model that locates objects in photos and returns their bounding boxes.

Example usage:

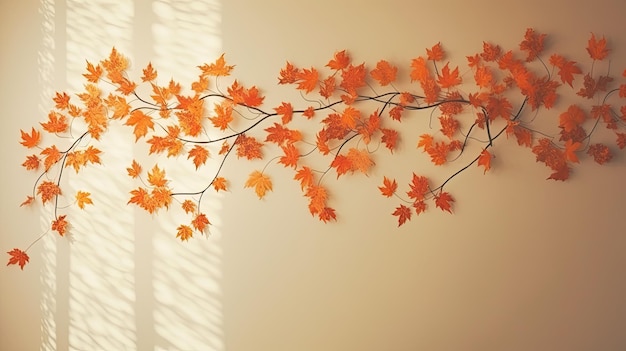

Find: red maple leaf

[434,192,454,213]
[587,33,609,61]
[378,176,397,197]
[7,249,29,270]
[392,204,412,226]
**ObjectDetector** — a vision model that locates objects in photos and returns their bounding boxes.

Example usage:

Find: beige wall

[2,0,626,350]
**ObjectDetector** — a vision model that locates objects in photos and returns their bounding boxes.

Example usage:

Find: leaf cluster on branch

[8,28,626,269]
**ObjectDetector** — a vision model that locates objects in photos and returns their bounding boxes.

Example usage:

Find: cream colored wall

[2,0,626,350]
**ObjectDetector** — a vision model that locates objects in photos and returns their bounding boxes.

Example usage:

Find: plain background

[2,0,626,350]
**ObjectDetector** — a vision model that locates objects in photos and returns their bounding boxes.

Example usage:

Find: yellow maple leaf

[75,191,93,209]
[147,165,167,187]
[244,170,272,199]
[176,225,193,241]
[125,110,154,141]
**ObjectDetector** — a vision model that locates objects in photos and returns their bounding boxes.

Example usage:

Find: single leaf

[192,213,210,232]
[41,112,68,134]
[378,177,397,197]
[326,50,350,70]
[75,191,93,209]
[198,53,234,77]
[381,128,399,152]
[209,100,234,131]
[434,192,454,213]
[519,28,546,62]
[279,144,299,169]
[477,149,492,173]
[147,165,167,187]
[22,155,40,171]
[245,170,273,199]
[127,160,142,178]
[406,173,429,201]
[347,148,374,174]
[392,204,412,226]
[187,145,210,169]
[83,61,103,82]
[559,105,586,133]
[587,33,609,61]
[235,134,263,160]
[181,200,196,214]
[53,92,70,110]
[437,63,462,88]
[125,110,154,141]
[20,128,41,148]
[7,249,29,270]
[564,139,581,163]
[37,180,61,204]
[294,166,314,191]
[213,177,227,192]
[141,62,158,81]
[426,42,445,61]
[587,143,612,164]
[278,61,300,84]
[41,145,62,170]
[296,67,318,93]
[20,196,35,207]
[176,224,193,241]
[370,60,397,86]
[51,215,68,236]
[274,102,294,124]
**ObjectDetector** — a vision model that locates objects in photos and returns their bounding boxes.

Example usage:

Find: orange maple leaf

[559,105,586,132]
[564,139,581,163]
[53,92,71,110]
[370,60,397,86]
[181,199,196,214]
[176,225,193,241]
[20,196,35,207]
[410,57,429,82]
[426,141,450,165]
[317,207,337,223]
[20,128,41,148]
[245,170,273,199]
[41,145,62,170]
[192,213,210,232]
[406,173,429,201]
[417,134,434,151]
[125,110,154,140]
[319,76,336,99]
[587,143,612,164]
[437,63,462,88]
[51,215,68,236]
[434,191,454,213]
[296,68,318,93]
[347,148,374,174]
[83,61,103,82]
[147,165,168,187]
[549,54,582,87]
[104,94,131,119]
[340,63,366,94]
[37,180,61,204]
[392,204,412,226]
[199,53,234,77]
[439,116,459,138]
[331,154,352,178]
[40,112,67,134]
[213,177,227,192]
[477,149,492,174]
[209,100,234,131]
[236,134,263,160]
[279,144,299,169]
[278,61,300,84]
[141,62,158,81]
[587,33,609,61]
[305,184,328,215]
[381,128,398,152]
[294,166,314,190]
[519,28,546,62]
[75,191,93,209]
[274,102,294,124]
[378,176,397,197]
[187,145,210,169]
[127,160,142,178]
[481,42,502,62]
[6,248,29,270]
[22,155,40,171]
[326,50,350,70]
[426,42,445,61]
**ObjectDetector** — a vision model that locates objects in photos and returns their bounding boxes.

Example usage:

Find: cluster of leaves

[9,29,626,269]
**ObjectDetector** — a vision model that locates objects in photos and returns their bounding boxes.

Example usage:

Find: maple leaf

[127,159,142,178]
[236,134,263,160]
[587,33,609,61]
[305,185,328,215]
[477,149,492,173]
[370,60,397,86]
[439,116,459,138]
[181,199,196,214]
[147,165,167,187]
[176,225,193,241]
[41,145,62,170]
[326,50,350,70]
[340,63,366,94]
[407,173,429,201]
[242,86,264,107]
[274,102,294,124]
[141,62,157,81]
[278,61,300,84]
[187,145,210,169]
[616,133,626,149]
[426,42,445,61]
[294,166,314,190]
[20,196,35,207]
[209,100,234,131]
[116,77,137,95]
[76,191,93,209]
[83,61,103,82]
[7,249,29,270]
[474,66,493,88]
[564,139,581,163]
[296,67,318,93]
[410,57,429,82]
[213,177,227,192]
[381,128,399,152]
[192,213,210,232]
[532,138,569,180]
[319,76,336,99]
[417,134,434,151]
[22,154,40,171]
[279,144,299,169]
[434,192,454,213]
[426,141,450,165]
[413,200,427,215]
[52,215,68,236]
[341,106,361,129]
[378,176,397,197]
[53,92,70,109]
[125,110,154,140]
[587,143,612,164]
[20,128,41,148]
[549,54,582,87]
[437,63,461,88]
[486,96,512,120]
[481,42,502,62]
[559,105,586,132]
[392,204,412,226]
[519,28,546,62]
[303,106,315,119]
[199,53,234,77]
[37,180,61,204]
[245,171,273,199]
[331,154,352,178]
[317,207,337,223]
[347,148,374,174]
